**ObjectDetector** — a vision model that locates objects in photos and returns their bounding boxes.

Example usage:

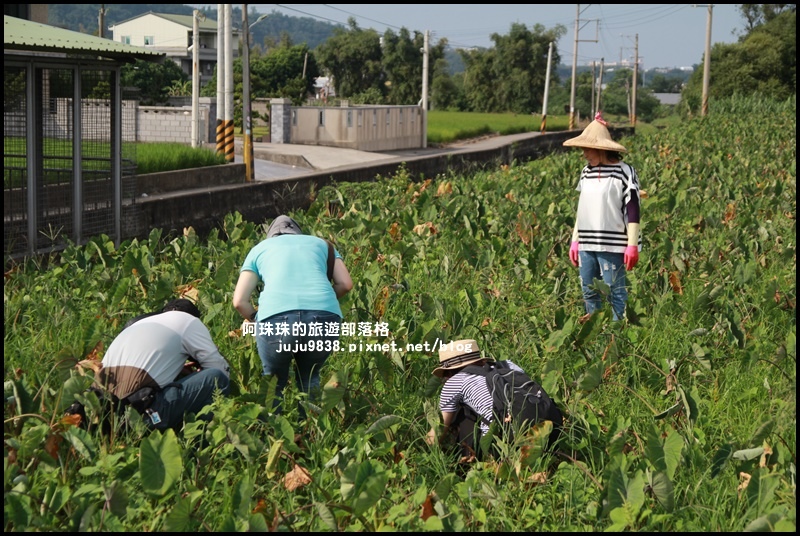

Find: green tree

[681,8,795,114]
[381,28,446,106]
[315,18,385,100]
[431,58,463,111]
[647,73,685,93]
[738,3,796,31]
[459,22,565,114]
[121,59,188,105]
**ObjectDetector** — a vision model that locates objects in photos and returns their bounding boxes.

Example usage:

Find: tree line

[50,4,796,123]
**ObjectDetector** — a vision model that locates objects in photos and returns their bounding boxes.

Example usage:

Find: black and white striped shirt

[439,360,524,435]
[575,162,642,253]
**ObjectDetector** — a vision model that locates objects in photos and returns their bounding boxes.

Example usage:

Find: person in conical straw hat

[563,113,642,321]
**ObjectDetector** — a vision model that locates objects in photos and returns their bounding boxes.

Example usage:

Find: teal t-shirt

[241,234,342,321]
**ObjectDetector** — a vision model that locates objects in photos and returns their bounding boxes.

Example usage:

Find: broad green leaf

[340,459,389,517]
[44,483,72,514]
[321,381,347,414]
[626,470,645,512]
[104,480,129,517]
[744,512,790,532]
[140,429,182,496]
[433,473,459,502]
[604,464,626,512]
[654,402,682,420]
[365,414,402,435]
[743,467,781,513]
[607,505,634,531]
[574,310,603,345]
[247,513,269,532]
[265,439,285,477]
[662,430,683,480]
[61,375,90,413]
[733,447,764,461]
[232,475,253,519]
[711,443,734,478]
[649,471,674,512]
[645,425,667,473]
[576,361,604,392]
[64,425,97,461]
[749,419,775,448]
[163,494,195,532]
[315,502,338,531]
[227,422,260,462]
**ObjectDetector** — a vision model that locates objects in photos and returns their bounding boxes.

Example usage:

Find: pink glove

[569,241,579,267]
[624,245,639,270]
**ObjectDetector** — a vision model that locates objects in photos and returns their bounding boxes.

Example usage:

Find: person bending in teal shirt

[233,215,353,415]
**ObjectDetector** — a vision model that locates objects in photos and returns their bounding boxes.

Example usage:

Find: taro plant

[4,94,796,531]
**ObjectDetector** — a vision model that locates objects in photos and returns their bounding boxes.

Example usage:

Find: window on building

[386,109,391,125]
[292,110,297,126]
[399,109,403,125]
[121,36,131,45]
[358,110,363,127]
[318,110,325,126]
[372,110,377,127]
[347,110,353,128]
[144,36,154,45]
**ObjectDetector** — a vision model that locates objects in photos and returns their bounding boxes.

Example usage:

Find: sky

[190,4,746,70]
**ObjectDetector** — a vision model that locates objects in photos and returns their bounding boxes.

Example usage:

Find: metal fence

[4,58,138,262]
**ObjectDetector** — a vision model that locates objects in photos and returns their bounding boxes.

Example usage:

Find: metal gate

[3,57,138,263]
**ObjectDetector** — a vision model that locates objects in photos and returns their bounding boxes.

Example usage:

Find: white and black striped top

[575,162,642,253]
[439,360,524,435]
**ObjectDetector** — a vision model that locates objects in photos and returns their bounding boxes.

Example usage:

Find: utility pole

[421,30,429,149]
[595,57,604,115]
[590,60,596,119]
[242,5,253,181]
[98,5,106,38]
[224,4,234,163]
[568,4,598,130]
[540,41,553,133]
[631,34,638,126]
[568,4,579,130]
[216,4,226,156]
[701,4,713,116]
[191,10,200,148]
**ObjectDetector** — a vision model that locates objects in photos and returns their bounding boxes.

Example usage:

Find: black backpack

[462,360,563,446]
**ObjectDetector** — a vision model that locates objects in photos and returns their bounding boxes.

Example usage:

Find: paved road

[232,130,547,182]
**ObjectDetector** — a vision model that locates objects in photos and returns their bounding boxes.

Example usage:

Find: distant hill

[46,4,341,49]
[46,4,692,82]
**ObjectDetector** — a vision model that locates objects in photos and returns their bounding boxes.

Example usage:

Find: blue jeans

[147,368,230,430]
[578,250,628,321]
[255,309,341,411]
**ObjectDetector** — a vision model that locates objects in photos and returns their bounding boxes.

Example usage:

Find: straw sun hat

[432,339,484,378]
[563,115,627,153]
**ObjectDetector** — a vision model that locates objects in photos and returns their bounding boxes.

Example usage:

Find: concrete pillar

[270,98,292,144]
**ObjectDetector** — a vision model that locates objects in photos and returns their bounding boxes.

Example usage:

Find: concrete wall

[125,128,633,241]
[136,105,208,144]
[271,99,424,152]
[2,97,215,144]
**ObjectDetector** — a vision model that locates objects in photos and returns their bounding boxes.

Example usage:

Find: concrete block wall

[136,106,208,144]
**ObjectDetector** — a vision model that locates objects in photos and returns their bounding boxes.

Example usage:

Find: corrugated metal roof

[111,12,223,32]
[4,15,164,62]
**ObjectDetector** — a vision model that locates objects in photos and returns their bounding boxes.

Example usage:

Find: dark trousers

[447,405,485,460]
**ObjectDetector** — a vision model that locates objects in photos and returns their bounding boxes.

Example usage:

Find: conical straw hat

[563,119,627,153]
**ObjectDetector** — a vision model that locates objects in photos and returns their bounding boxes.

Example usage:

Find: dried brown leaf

[420,494,436,521]
[283,464,312,492]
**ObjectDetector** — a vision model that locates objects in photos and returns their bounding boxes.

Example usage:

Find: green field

[3,95,796,531]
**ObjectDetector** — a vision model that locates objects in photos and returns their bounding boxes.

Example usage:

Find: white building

[109,11,240,85]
